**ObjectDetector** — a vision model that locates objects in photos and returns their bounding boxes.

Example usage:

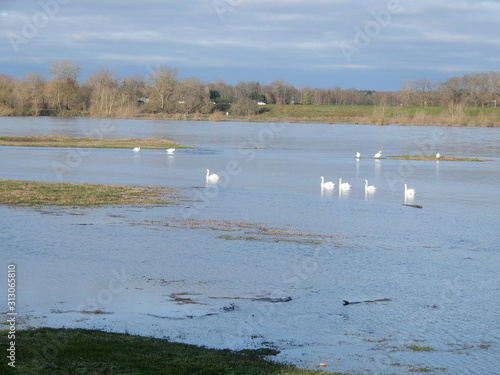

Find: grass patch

[387,155,490,162]
[405,344,435,352]
[236,104,500,127]
[217,235,258,241]
[0,328,342,375]
[0,179,173,207]
[0,136,186,149]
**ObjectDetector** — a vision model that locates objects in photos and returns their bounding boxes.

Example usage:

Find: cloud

[0,0,498,89]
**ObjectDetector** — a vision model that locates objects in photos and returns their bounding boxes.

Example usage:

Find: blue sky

[1,0,499,90]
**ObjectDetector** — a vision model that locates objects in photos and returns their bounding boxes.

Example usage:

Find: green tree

[248,91,266,103]
[303,91,314,105]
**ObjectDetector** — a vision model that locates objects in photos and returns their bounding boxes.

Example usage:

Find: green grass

[0,180,173,207]
[405,344,435,352]
[0,136,186,149]
[387,155,491,162]
[0,328,343,375]
[237,104,500,127]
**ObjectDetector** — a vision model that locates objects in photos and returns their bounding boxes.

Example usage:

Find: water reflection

[320,186,334,197]
[373,158,381,178]
[133,153,141,165]
[338,188,350,199]
[166,154,175,168]
[364,190,375,201]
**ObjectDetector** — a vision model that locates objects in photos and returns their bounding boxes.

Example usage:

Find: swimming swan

[167,148,175,154]
[206,169,220,183]
[365,179,376,192]
[339,178,351,190]
[356,152,361,159]
[320,176,335,189]
[374,151,382,158]
[436,152,441,158]
[133,147,141,152]
[404,184,416,196]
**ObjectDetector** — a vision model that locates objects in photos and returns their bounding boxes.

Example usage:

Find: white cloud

[0,0,498,88]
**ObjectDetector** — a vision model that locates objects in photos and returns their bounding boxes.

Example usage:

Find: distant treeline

[0,60,499,118]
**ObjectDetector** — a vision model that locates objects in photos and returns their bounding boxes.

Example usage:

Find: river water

[1,117,499,374]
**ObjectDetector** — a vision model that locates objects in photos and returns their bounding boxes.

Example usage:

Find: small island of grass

[0,136,186,149]
[0,180,173,207]
[0,328,342,375]
[387,155,490,162]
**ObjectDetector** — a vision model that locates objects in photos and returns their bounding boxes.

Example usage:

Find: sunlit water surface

[1,117,499,374]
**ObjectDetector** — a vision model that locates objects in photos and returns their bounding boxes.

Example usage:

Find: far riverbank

[2,104,499,127]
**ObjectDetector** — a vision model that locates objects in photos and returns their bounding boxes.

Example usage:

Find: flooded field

[1,117,499,374]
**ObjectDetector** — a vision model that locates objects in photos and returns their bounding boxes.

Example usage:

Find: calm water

[1,117,499,374]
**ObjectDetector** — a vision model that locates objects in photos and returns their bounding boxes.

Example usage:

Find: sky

[0,0,499,91]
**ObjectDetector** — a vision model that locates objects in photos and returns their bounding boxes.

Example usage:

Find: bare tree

[401,79,415,106]
[24,73,46,115]
[439,76,463,105]
[46,60,80,111]
[0,74,16,112]
[174,78,211,114]
[414,78,433,106]
[86,68,118,116]
[148,66,177,113]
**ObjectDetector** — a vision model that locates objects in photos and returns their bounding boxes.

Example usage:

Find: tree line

[0,60,499,117]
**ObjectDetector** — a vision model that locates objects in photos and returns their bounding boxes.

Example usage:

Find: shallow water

[1,117,499,374]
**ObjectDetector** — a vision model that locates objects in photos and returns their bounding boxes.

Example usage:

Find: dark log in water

[343,298,392,306]
[403,204,423,209]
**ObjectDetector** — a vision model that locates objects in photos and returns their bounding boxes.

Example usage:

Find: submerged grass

[0,328,342,375]
[387,155,490,162]
[0,135,185,149]
[405,344,435,352]
[0,180,173,207]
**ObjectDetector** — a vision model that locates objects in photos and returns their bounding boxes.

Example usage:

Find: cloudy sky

[1,0,499,90]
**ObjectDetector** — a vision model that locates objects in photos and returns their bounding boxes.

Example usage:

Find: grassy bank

[242,105,500,127]
[2,104,499,126]
[0,328,341,375]
[134,104,500,127]
[0,180,173,207]
[387,155,491,162]
[0,136,183,149]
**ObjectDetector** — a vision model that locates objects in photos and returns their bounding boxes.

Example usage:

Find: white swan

[436,152,441,158]
[404,184,416,196]
[356,152,360,159]
[374,150,382,158]
[167,148,175,154]
[133,146,141,152]
[320,176,335,189]
[339,178,351,190]
[365,179,376,192]
[206,169,220,183]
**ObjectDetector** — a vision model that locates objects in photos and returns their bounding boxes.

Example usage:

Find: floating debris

[343,298,392,306]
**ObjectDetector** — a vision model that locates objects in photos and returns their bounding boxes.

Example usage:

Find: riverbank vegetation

[0,328,340,375]
[0,136,182,149]
[0,60,499,126]
[387,155,491,162]
[0,180,173,207]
